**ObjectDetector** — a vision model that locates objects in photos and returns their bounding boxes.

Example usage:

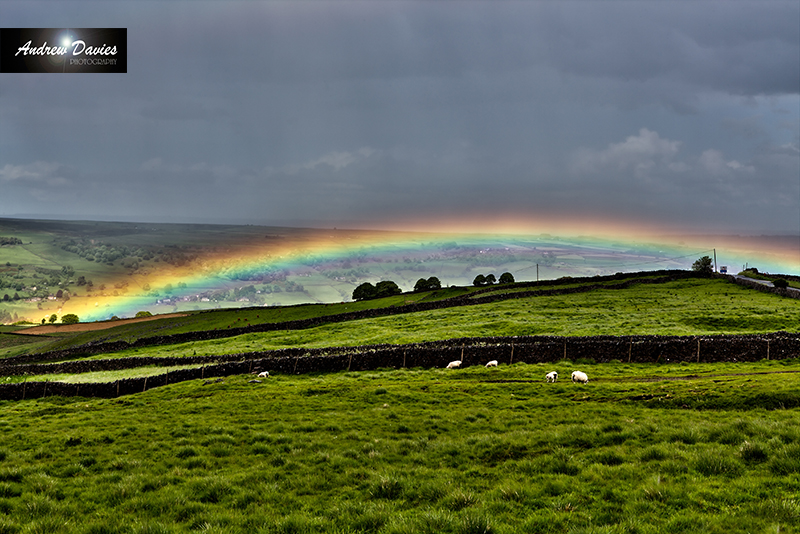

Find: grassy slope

[23,277,798,363]
[1,286,479,357]
[0,360,798,533]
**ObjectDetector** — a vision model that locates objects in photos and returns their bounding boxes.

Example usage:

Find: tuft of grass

[692,448,744,477]
[768,444,800,475]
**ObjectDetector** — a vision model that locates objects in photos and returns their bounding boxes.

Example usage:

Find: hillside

[2,217,797,324]
[1,270,797,366]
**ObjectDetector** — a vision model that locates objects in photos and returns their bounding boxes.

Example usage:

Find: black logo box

[0,28,126,73]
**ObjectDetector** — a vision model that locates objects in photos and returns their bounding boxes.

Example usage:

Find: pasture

[4,275,797,362]
[1,246,798,533]
[0,360,798,533]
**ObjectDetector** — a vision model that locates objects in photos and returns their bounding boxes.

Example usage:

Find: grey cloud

[140,99,226,122]
[534,1,799,98]
[0,1,797,236]
[0,161,72,186]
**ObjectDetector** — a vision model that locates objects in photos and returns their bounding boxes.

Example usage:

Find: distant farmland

[0,217,797,323]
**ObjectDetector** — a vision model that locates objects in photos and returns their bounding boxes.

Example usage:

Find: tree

[48,314,57,324]
[353,282,377,301]
[485,274,497,285]
[499,272,515,284]
[375,280,402,298]
[76,276,87,286]
[692,256,713,273]
[61,314,79,324]
[135,311,153,318]
[473,274,486,287]
[414,276,442,292]
[773,279,789,289]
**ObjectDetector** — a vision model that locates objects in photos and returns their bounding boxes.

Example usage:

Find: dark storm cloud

[0,1,797,235]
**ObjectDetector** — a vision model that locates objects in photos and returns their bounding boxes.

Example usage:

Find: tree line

[352,273,516,301]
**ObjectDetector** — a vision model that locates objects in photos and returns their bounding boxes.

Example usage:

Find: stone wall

[0,332,797,401]
[5,270,720,366]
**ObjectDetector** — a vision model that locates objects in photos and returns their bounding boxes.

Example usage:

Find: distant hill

[0,217,797,324]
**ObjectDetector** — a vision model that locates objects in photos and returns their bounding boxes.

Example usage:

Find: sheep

[446,360,462,369]
[485,360,498,368]
[571,370,589,384]
[258,371,270,378]
[546,371,558,383]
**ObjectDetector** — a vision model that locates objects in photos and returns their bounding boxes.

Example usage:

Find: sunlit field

[0,360,798,534]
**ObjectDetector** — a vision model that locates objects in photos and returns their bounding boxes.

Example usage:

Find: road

[733,274,800,295]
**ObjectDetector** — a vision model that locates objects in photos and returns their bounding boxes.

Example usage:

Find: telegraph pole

[713,249,717,273]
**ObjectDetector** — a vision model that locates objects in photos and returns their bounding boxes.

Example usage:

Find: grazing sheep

[258,371,270,378]
[446,360,462,369]
[571,371,589,384]
[485,360,498,368]
[546,371,558,383]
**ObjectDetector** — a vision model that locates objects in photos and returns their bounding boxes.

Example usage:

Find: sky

[1,0,798,236]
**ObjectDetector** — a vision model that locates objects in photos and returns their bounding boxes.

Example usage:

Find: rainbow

[56,221,799,322]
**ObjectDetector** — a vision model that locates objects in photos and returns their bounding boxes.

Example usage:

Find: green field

[3,275,798,362]
[0,360,798,533]
[1,249,799,533]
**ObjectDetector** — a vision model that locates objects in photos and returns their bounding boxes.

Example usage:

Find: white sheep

[546,371,558,383]
[485,360,498,368]
[571,370,589,384]
[446,360,462,369]
[258,371,270,378]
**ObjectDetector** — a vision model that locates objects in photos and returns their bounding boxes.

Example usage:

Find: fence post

[510,344,514,365]
[628,340,632,363]
[348,353,353,371]
[696,339,700,363]
[767,340,770,360]
[116,381,120,397]
[403,349,406,368]
[143,377,147,392]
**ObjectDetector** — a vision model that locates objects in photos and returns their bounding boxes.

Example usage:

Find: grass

[1,365,202,384]
[3,286,482,357]
[0,360,798,533]
[29,277,798,363]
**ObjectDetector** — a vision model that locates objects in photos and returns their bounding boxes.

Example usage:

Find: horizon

[3,214,800,243]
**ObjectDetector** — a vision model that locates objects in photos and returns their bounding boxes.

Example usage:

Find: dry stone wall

[0,333,797,401]
[4,270,719,367]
